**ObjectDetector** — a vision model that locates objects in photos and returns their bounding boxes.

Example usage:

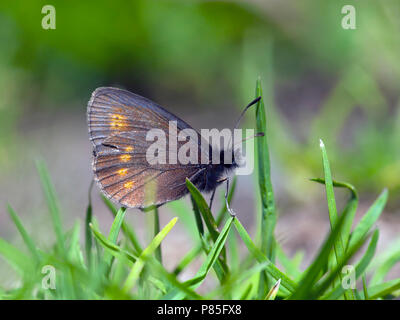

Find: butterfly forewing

[88,87,208,208]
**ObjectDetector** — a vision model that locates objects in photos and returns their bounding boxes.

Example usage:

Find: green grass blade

[123,217,178,293]
[209,261,271,299]
[36,160,65,255]
[348,189,388,252]
[289,203,349,299]
[0,238,33,275]
[104,207,127,268]
[312,230,373,299]
[7,205,40,263]
[363,278,400,299]
[311,178,358,247]
[187,179,229,280]
[275,244,302,280]
[153,207,162,263]
[255,78,277,296]
[319,139,350,299]
[370,241,400,285]
[362,275,369,300]
[186,178,219,241]
[85,180,94,267]
[164,216,234,299]
[90,223,137,263]
[101,195,143,254]
[233,218,296,293]
[173,245,202,276]
[185,216,234,287]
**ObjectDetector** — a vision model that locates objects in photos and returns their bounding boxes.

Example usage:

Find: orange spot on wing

[125,146,134,152]
[110,114,127,129]
[120,154,131,162]
[124,181,134,189]
[117,168,128,176]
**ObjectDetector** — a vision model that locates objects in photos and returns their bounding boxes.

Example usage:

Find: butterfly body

[87,87,238,209]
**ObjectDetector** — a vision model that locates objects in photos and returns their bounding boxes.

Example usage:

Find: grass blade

[104,207,127,268]
[186,178,219,241]
[255,78,277,296]
[123,217,178,293]
[164,216,234,299]
[7,205,40,263]
[101,195,142,254]
[36,160,65,256]
[348,189,388,252]
[90,223,137,263]
[0,238,33,275]
[319,139,351,299]
[322,229,379,299]
[311,178,358,247]
[233,218,296,293]
[289,202,349,299]
[153,207,162,263]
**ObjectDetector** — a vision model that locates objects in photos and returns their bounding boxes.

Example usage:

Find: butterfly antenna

[233,96,261,130]
[228,96,261,150]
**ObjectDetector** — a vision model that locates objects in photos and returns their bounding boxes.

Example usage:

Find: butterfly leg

[209,176,229,210]
[225,178,236,217]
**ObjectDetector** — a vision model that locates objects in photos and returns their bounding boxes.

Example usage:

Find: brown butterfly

[87,87,260,209]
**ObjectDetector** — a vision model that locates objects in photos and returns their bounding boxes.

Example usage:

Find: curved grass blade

[123,217,178,293]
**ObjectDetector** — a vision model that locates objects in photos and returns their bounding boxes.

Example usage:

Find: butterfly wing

[87,87,209,208]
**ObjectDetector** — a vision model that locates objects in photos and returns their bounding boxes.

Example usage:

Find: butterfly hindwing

[88,87,208,208]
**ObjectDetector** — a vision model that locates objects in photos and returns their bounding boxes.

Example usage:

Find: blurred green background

[0,0,399,283]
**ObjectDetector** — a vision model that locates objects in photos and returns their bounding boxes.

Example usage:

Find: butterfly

[87,87,260,210]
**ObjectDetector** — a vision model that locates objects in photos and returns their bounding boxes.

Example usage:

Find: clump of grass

[0,80,399,300]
